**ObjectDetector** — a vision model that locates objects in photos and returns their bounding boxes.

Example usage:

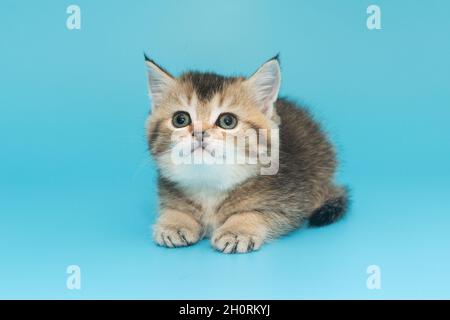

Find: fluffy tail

[308,186,349,227]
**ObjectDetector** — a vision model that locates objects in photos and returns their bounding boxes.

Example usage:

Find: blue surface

[1,0,449,299]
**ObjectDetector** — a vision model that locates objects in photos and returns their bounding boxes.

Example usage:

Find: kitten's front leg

[153,209,202,248]
[211,212,269,254]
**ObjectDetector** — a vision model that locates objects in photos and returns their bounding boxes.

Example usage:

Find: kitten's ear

[144,54,175,107]
[245,56,281,117]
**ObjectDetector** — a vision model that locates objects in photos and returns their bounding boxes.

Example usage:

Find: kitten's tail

[308,186,349,227]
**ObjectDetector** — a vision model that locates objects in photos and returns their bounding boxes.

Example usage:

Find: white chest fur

[160,160,258,236]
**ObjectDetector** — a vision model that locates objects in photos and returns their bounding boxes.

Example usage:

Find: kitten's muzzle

[192,130,209,141]
[190,131,212,154]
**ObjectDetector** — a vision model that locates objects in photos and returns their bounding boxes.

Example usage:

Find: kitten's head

[145,55,281,190]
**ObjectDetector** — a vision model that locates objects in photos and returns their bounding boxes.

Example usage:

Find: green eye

[217,113,238,129]
[172,111,191,128]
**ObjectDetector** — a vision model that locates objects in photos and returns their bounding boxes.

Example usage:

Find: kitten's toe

[153,225,200,248]
[212,231,262,254]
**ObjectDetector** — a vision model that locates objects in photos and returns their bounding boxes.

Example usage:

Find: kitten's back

[275,98,348,226]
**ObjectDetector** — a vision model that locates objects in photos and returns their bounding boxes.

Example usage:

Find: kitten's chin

[159,160,258,192]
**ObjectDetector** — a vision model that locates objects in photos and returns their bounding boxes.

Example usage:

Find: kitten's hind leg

[153,209,202,248]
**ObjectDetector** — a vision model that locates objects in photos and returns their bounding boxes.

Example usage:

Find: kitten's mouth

[191,143,208,152]
[190,143,215,156]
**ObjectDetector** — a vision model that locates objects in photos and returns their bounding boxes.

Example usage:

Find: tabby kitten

[145,55,348,254]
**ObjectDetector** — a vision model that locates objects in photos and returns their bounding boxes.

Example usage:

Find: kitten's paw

[153,224,200,248]
[211,230,263,254]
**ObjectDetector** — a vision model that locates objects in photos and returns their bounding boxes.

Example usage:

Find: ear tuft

[143,52,152,62]
[144,54,175,108]
[270,53,280,62]
[246,57,281,117]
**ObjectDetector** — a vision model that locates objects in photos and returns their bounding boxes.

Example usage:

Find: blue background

[1,0,449,299]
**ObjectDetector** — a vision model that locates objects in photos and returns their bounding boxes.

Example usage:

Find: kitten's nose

[192,131,209,141]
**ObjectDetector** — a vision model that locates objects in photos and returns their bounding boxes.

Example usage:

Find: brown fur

[145,56,348,253]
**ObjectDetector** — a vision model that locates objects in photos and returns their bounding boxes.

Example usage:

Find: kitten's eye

[217,113,238,129]
[172,111,191,128]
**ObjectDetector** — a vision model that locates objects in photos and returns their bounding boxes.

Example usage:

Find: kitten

[144,54,348,254]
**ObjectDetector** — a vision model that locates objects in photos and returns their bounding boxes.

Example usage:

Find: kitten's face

[145,57,281,190]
